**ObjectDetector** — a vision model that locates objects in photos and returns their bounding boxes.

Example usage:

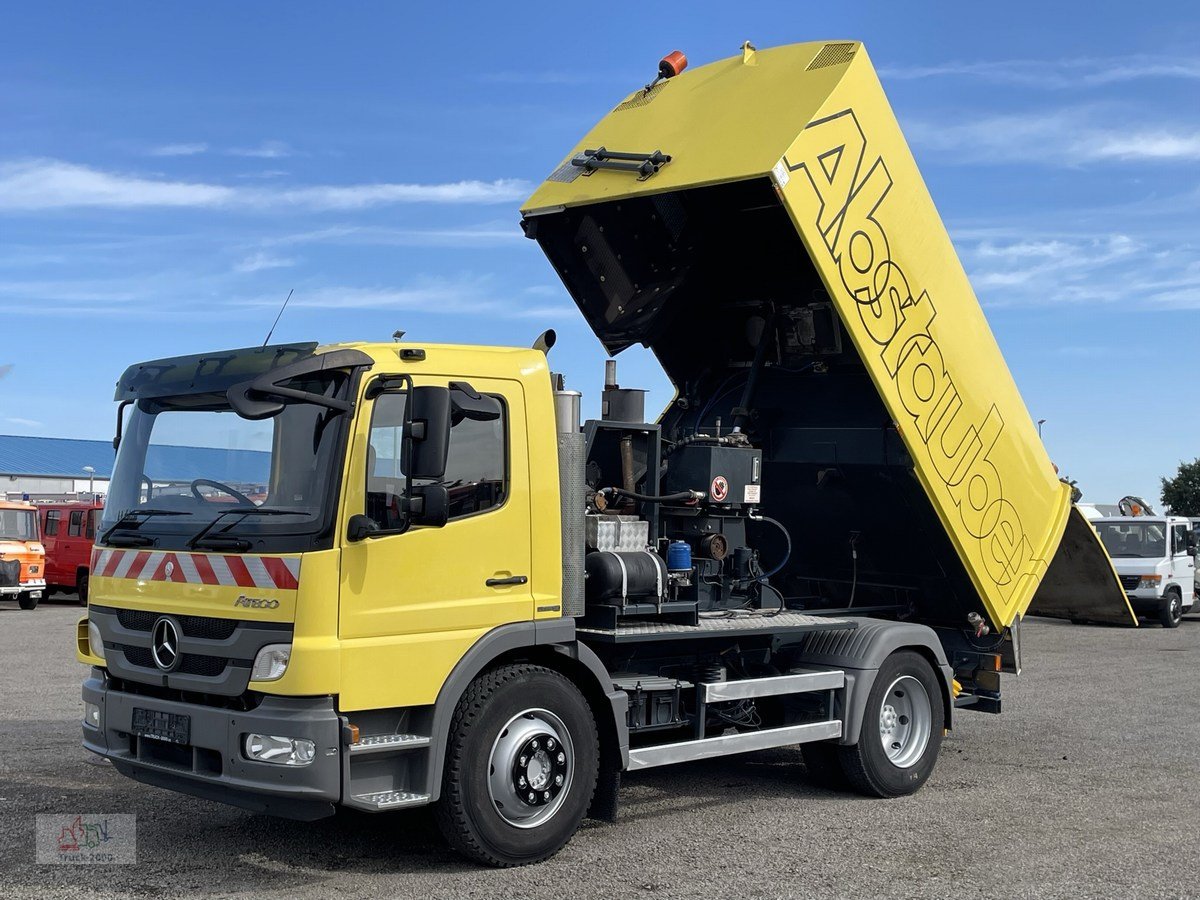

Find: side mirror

[404,386,452,480]
[346,513,379,542]
[410,484,449,528]
[449,382,501,424]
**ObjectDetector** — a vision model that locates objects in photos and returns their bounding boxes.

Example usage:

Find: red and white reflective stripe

[91,549,300,590]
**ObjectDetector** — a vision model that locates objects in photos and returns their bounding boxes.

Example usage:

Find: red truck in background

[37,500,103,604]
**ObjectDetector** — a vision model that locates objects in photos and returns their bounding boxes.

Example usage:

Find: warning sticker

[771,159,791,188]
[710,476,729,502]
[744,484,761,504]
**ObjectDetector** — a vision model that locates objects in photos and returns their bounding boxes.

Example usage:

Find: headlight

[243,733,316,766]
[1138,575,1162,590]
[83,701,101,729]
[87,619,106,662]
[250,643,291,681]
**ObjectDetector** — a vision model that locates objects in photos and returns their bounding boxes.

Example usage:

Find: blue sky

[1,2,1197,506]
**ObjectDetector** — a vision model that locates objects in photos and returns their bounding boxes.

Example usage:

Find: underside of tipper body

[524,41,1134,631]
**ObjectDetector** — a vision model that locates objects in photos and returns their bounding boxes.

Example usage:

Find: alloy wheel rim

[487,708,574,829]
[878,675,932,769]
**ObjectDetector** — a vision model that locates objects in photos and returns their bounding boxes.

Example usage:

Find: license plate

[131,707,190,745]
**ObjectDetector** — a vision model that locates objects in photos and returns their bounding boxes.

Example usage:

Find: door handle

[486,575,528,588]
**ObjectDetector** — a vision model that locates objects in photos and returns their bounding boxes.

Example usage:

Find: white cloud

[234,252,296,273]
[906,111,1200,165]
[5,416,41,427]
[248,275,575,320]
[880,56,1200,89]
[147,142,209,157]
[228,140,295,159]
[956,229,1200,309]
[262,223,522,248]
[0,159,235,209]
[0,159,531,211]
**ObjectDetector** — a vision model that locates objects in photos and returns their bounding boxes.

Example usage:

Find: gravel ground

[1,598,1197,899]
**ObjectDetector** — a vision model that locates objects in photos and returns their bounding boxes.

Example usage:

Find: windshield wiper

[186,507,310,550]
[100,508,192,544]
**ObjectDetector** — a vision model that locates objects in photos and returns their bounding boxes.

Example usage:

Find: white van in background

[1093,516,1196,627]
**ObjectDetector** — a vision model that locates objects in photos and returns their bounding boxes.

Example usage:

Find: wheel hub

[512,736,567,804]
[488,709,574,829]
[877,674,932,769]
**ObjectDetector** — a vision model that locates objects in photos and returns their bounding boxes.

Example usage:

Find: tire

[17,592,39,610]
[838,650,944,798]
[801,742,849,789]
[1159,589,1182,629]
[434,664,598,867]
[77,571,89,606]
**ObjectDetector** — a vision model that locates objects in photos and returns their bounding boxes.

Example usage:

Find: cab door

[337,374,534,711]
[40,509,61,583]
[61,508,88,588]
[1170,522,1195,596]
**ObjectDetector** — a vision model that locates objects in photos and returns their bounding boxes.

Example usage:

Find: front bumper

[0,580,45,597]
[83,669,342,820]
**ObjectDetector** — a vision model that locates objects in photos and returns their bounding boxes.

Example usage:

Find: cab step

[348,733,431,755]
[351,790,431,810]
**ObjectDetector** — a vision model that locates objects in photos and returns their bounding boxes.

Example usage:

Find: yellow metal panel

[772,46,1127,627]
[335,349,561,711]
[523,42,848,214]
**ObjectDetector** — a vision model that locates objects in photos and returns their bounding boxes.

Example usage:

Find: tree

[1161,459,1200,516]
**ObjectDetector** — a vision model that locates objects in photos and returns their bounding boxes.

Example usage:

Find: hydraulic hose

[751,514,792,579]
[601,487,703,504]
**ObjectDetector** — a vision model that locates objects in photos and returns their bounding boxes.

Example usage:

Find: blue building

[0,435,270,500]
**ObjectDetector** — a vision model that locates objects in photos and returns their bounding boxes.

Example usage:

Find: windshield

[1095,522,1167,559]
[102,372,351,552]
[0,509,36,542]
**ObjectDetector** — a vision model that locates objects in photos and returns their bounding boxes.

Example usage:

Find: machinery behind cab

[566,359,784,628]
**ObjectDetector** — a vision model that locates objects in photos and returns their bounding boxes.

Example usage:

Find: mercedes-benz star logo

[150,617,181,672]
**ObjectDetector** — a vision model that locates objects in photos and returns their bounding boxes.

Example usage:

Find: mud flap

[1028,507,1137,625]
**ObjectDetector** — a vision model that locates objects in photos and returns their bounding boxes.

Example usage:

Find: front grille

[121,646,243,677]
[1120,574,1141,590]
[116,608,239,640]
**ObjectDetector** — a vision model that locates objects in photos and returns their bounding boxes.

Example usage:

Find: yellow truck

[77,40,1133,866]
[1,498,46,609]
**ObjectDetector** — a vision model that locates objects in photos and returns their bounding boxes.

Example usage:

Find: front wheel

[17,592,39,610]
[434,664,598,867]
[838,650,944,798]
[1159,589,1182,628]
[77,571,90,606]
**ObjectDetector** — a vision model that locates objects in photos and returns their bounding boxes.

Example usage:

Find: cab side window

[44,510,60,536]
[68,510,84,537]
[1172,525,1190,556]
[366,391,508,531]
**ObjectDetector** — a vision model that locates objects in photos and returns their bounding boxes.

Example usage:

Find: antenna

[262,288,294,347]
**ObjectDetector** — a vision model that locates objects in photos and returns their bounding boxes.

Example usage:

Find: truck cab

[39,500,104,604]
[1093,516,1195,627]
[0,499,46,609]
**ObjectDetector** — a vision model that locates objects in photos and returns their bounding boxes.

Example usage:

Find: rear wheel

[838,650,944,797]
[1159,589,1182,628]
[434,664,598,867]
[17,592,39,610]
